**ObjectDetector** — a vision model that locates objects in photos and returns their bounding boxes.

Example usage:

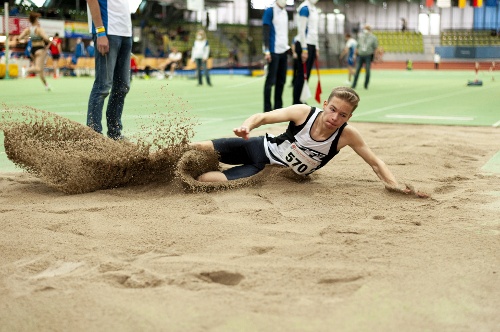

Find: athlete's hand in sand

[233,126,250,140]
[385,183,429,198]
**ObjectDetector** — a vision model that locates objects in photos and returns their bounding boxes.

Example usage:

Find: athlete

[190,86,428,197]
[340,34,357,84]
[18,12,51,91]
[49,32,63,78]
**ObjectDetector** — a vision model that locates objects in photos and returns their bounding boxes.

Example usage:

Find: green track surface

[1,69,499,172]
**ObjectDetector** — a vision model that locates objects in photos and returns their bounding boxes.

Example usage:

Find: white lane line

[228,76,265,88]
[355,85,496,117]
[493,120,500,128]
[385,115,474,121]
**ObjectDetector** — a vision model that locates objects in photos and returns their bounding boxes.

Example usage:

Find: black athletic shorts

[212,136,270,180]
[31,46,44,56]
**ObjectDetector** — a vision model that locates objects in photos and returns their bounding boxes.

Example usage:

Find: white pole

[4,2,10,79]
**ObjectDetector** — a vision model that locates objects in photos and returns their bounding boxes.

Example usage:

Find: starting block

[467,80,483,86]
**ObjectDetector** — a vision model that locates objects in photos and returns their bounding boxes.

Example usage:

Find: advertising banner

[64,21,91,39]
[1,17,63,36]
[40,18,65,37]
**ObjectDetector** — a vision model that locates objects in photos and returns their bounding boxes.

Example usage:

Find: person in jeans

[351,25,378,90]
[86,0,132,140]
[262,0,289,112]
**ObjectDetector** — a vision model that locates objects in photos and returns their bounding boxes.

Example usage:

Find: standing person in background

[401,18,407,32]
[191,29,212,86]
[433,51,441,70]
[86,0,132,141]
[86,40,95,57]
[18,12,51,91]
[340,33,357,85]
[293,0,319,105]
[351,25,378,90]
[262,0,289,112]
[49,32,62,78]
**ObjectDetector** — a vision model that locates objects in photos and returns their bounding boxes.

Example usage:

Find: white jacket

[191,39,210,60]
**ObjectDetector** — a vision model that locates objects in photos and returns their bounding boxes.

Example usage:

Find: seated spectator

[163,46,182,79]
[71,37,86,65]
[69,37,86,76]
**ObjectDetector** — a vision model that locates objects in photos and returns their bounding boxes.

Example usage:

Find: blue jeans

[195,58,211,85]
[351,54,373,89]
[87,35,132,139]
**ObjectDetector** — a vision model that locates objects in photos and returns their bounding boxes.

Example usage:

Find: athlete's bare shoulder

[339,124,364,149]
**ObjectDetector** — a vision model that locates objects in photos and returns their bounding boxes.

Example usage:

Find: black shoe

[109,135,129,142]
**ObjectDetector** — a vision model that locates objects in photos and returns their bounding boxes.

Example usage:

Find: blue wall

[435,46,500,58]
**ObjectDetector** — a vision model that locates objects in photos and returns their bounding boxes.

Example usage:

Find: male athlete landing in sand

[191,86,428,197]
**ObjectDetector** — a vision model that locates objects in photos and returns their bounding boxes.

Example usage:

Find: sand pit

[0,118,499,330]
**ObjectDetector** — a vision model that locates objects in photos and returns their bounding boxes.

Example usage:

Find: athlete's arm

[345,126,398,186]
[233,104,311,140]
[344,126,429,197]
[18,28,29,41]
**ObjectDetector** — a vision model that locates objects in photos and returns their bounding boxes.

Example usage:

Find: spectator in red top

[49,33,63,78]
[130,53,138,81]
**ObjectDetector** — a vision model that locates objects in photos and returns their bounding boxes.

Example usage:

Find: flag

[472,0,483,6]
[426,0,434,7]
[314,59,322,103]
[458,0,466,8]
[485,0,498,6]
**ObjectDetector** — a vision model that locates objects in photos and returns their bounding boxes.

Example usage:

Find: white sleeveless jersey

[263,107,347,175]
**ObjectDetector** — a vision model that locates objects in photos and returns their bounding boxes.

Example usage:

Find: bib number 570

[286,152,308,173]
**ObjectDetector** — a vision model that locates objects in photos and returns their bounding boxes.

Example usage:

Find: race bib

[283,143,321,175]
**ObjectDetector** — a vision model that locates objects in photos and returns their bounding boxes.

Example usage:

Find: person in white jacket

[293,0,319,104]
[191,29,212,86]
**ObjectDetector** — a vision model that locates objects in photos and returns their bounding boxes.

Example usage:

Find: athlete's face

[322,97,353,130]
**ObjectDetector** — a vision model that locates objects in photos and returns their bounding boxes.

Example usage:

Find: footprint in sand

[101,269,164,288]
[198,271,244,286]
[318,275,363,284]
[250,246,274,255]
